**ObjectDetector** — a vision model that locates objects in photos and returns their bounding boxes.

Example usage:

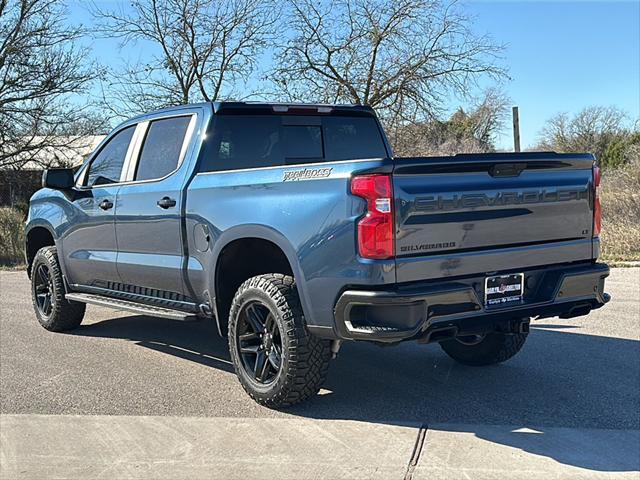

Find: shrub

[536,106,639,170]
[600,154,640,261]
[0,207,25,267]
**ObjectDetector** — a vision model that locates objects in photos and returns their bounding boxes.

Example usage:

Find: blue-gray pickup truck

[25,102,610,407]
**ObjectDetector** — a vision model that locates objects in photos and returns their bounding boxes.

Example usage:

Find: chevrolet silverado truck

[25,102,610,407]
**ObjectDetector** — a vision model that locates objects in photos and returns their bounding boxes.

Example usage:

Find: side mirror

[42,168,75,190]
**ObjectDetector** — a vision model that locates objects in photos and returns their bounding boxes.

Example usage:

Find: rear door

[114,111,198,296]
[61,124,136,288]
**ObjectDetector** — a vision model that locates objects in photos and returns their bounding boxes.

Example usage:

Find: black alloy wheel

[228,274,332,408]
[236,301,283,384]
[30,246,85,332]
[33,263,55,317]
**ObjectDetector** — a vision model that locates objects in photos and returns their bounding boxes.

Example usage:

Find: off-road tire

[228,274,331,408]
[30,246,85,332]
[439,330,528,366]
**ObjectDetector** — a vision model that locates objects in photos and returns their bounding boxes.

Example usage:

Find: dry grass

[0,207,25,267]
[600,157,640,262]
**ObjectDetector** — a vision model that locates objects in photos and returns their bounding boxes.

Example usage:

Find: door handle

[157,196,177,209]
[99,199,114,210]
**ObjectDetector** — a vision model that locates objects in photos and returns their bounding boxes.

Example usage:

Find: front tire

[228,274,331,408]
[30,246,85,332]
[439,330,528,366]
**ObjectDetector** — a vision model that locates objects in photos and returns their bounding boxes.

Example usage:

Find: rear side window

[200,115,386,172]
[85,125,135,186]
[323,117,388,161]
[207,116,282,170]
[283,125,323,160]
[135,116,192,181]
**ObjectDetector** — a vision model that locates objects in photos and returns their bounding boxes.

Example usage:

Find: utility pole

[512,106,521,152]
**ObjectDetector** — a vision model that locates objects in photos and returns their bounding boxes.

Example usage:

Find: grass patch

[0,207,25,267]
[600,159,640,262]
[0,265,25,271]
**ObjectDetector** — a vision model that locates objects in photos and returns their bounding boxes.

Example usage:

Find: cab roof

[212,101,376,116]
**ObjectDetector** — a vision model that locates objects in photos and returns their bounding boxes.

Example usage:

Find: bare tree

[0,0,104,170]
[392,88,509,156]
[93,0,277,118]
[536,106,638,168]
[274,0,505,127]
[468,88,510,147]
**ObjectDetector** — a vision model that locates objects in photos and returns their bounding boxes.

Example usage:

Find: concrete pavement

[1,415,420,480]
[1,268,639,479]
[415,425,639,479]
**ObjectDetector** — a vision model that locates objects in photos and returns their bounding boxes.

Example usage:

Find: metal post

[512,106,521,152]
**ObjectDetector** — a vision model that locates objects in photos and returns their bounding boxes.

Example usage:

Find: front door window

[85,126,136,186]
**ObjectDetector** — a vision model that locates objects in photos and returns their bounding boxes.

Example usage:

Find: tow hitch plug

[510,319,530,334]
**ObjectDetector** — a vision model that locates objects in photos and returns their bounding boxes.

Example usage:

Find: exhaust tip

[559,304,592,319]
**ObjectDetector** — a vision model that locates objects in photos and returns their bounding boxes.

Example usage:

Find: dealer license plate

[484,273,524,307]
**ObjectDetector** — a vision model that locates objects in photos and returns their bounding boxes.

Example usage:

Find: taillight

[350,174,394,259]
[593,165,601,237]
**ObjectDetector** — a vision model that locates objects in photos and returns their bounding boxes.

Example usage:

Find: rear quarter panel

[185,159,395,331]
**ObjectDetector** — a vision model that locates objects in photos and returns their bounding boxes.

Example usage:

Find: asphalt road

[1,268,639,479]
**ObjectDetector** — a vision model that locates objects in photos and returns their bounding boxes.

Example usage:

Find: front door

[61,124,137,288]
[114,114,196,297]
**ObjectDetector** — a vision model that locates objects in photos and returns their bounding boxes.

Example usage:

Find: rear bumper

[332,262,610,343]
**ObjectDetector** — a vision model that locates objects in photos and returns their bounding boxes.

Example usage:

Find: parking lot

[1,268,639,479]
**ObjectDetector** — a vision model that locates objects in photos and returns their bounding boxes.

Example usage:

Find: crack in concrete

[404,423,428,480]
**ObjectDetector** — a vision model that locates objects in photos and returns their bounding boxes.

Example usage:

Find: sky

[464,0,640,149]
[70,0,640,150]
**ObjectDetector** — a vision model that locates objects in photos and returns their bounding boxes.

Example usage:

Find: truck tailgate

[393,153,596,282]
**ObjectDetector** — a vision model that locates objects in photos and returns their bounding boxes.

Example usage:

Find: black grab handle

[99,199,113,210]
[157,197,177,209]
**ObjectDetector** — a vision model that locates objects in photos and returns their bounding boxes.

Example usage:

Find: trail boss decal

[283,167,333,182]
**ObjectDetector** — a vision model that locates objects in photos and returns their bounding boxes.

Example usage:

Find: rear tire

[439,329,528,366]
[228,274,331,408]
[30,246,85,332]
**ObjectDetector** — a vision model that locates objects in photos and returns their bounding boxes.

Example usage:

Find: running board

[65,293,199,321]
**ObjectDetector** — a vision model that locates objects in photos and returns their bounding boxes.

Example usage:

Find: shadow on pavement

[431,423,640,473]
[72,316,640,473]
[73,315,234,374]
